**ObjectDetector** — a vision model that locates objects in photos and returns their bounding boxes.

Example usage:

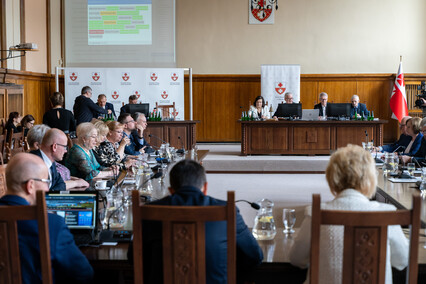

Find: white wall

[5,0,21,70]
[176,0,426,74]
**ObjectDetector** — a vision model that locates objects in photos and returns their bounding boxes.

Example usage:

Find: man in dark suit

[73,86,111,125]
[314,92,331,117]
[120,94,138,115]
[118,113,145,155]
[132,112,154,154]
[376,116,412,153]
[128,160,263,283]
[0,153,93,284]
[30,128,88,191]
[95,94,116,119]
[350,94,369,117]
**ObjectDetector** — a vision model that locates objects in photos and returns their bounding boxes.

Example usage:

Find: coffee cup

[95,180,107,189]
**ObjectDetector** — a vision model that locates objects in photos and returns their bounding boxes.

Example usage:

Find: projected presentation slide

[88,0,152,45]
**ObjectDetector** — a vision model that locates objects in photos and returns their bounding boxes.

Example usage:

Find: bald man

[350,94,369,117]
[30,128,88,191]
[0,153,93,283]
[376,116,412,153]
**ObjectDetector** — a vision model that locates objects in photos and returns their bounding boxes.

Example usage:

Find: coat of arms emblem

[111,91,119,100]
[171,73,178,81]
[69,72,78,81]
[122,73,130,81]
[275,82,286,95]
[92,72,100,81]
[161,91,168,99]
[150,73,158,81]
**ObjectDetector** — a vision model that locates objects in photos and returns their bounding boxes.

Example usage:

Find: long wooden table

[240,119,387,155]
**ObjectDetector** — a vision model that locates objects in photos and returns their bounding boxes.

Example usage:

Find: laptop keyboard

[73,234,95,246]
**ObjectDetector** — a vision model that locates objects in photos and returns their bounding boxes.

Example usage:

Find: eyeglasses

[56,143,68,151]
[114,130,124,134]
[23,178,52,188]
[125,120,135,124]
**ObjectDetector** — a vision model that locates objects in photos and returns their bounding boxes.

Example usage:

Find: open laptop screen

[45,192,98,229]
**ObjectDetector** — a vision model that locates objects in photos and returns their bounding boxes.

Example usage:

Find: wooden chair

[155,102,176,119]
[310,194,421,284]
[0,190,53,284]
[0,164,6,197]
[0,118,6,135]
[0,133,6,164]
[132,190,236,284]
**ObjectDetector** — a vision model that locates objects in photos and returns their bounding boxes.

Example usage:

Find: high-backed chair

[155,102,176,119]
[310,194,421,284]
[0,190,53,284]
[0,134,6,164]
[0,164,6,197]
[132,190,236,284]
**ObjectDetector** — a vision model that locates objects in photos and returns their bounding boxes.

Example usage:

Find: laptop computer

[301,109,320,121]
[45,191,98,246]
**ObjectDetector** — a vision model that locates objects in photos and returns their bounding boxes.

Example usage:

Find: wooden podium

[240,120,387,155]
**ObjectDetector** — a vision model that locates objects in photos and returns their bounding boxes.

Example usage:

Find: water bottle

[252,199,276,240]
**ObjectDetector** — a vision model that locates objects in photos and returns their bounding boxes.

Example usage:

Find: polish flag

[389,61,408,122]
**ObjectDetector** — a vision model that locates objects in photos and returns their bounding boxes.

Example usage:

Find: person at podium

[350,94,369,117]
[248,96,270,119]
[314,92,331,118]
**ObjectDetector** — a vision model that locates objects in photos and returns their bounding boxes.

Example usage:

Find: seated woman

[43,92,76,134]
[402,117,426,165]
[20,114,35,137]
[5,111,22,141]
[93,121,133,169]
[400,117,423,157]
[248,96,270,119]
[64,122,113,181]
[289,144,408,284]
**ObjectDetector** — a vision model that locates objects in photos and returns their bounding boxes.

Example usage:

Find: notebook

[45,191,98,245]
[301,109,320,121]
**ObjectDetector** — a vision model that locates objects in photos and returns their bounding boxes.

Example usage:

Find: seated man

[118,113,145,155]
[132,112,155,154]
[0,153,94,284]
[95,94,116,119]
[314,92,331,117]
[128,160,263,283]
[376,116,412,152]
[120,95,138,115]
[350,94,369,117]
[284,92,294,104]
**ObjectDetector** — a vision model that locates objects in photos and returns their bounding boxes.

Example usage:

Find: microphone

[142,172,163,186]
[364,130,368,144]
[236,200,260,210]
[412,157,422,168]
[177,136,185,154]
[148,134,167,144]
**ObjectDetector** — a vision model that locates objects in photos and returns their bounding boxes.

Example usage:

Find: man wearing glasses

[73,86,111,125]
[118,113,147,155]
[0,153,94,283]
[375,116,412,153]
[30,128,88,191]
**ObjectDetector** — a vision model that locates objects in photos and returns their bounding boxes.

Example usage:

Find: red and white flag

[389,61,408,122]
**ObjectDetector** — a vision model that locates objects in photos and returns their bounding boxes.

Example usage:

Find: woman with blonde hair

[289,144,409,284]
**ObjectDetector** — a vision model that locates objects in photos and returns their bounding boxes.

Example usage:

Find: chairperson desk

[240,120,387,155]
[144,120,199,150]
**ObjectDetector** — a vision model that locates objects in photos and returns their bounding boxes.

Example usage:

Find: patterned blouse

[93,140,125,168]
[64,144,106,181]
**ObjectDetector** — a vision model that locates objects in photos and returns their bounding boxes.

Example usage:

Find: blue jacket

[0,195,94,284]
[381,134,412,153]
[413,138,426,165]
[30,149,66,191]
[123,131,154,155]
[402,133,424,156]
[95,102,116,119]
[350,103,369,117]
[129,186,263,283]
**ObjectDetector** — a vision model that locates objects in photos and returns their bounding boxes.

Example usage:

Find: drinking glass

[283,209,296,234]
[407,163,415,176]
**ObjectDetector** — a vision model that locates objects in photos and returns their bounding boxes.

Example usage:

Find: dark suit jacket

[402,133,424,156]
[123,131,154,155]
[95,102,116,119]
[350,103,369,117]
[381,134,412,153]
[413,138,426,165]
[30,149,66,191]
[314,103,331,116]
[128,186,263,284]
[120,104,130,115]
[0,195,93,284]
[73,95,108,125]
[131,131,155,154]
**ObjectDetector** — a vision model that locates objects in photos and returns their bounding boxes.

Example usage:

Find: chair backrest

[0,164,6,197]
[0,134,6,164]
[310,194,421,284]
[132,190,236,284]
[155,102,176,119]
[8,130,24,150]
[0,118,6,135]
[0,191,53,284]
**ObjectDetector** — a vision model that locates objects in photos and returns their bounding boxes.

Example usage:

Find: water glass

[407,163,415,176]
[283,208,296,234]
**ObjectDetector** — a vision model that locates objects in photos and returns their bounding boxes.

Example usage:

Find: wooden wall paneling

[190,80,204,141]
[317,80,357,104]
[236,80,261,140]
[300,81,319,108]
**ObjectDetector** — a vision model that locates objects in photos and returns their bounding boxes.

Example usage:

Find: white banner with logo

[64,68,184,119]
[261,65,300,111]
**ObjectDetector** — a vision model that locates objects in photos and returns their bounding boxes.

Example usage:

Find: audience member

[120,94,138,115]
[5,111,22,141]
[118,113,146,155]
[284,92,294,104]
[73,86,110,125]
[314,92,331,117]
[30,128,88,190]
[93,120,109,146]
[289,144,408,284]
[43,92,76,133]
[20,114,35,136]
[0,153,94,284]
[96,94,116,119]
[375,116,412,153]
[248,96,270,119]
[64,122,113,181]
[350,94,368,117]
[400,117,423,157]
[132,112,154,154]
[128,159,263,283]
[404,119,426,165]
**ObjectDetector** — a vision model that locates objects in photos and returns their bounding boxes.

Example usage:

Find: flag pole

[400,55,402,62]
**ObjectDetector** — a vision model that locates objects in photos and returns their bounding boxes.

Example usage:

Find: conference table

[239,119,387,155]
[80,166,426,284]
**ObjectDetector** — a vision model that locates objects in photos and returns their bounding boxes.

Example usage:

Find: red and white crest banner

[249,0,275,25]
[261,65,300,111]
[389,62,408,122]
[64,68,185,119]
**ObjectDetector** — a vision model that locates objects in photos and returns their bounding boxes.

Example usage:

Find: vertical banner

[261,65,300,111]
[64,68,185,120]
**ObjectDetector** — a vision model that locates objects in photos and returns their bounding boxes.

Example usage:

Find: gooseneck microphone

[236,200,260,210]
[177,136,185,154]
[412,157,422,168]
[142,172,163,186]
[148,134,167,144]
